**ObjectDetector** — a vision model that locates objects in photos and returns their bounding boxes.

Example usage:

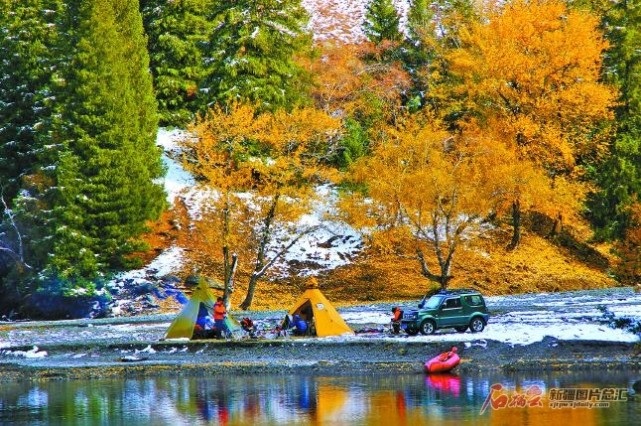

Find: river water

[1,370,639,425]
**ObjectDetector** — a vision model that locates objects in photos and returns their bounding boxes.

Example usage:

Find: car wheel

[469,317,485,333]
[455,326,468,333]
[419,319,436,335]
[406,326,419,336]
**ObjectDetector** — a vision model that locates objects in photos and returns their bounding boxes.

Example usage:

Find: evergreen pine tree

[402,0,436,111]
[140,0,213,126]
[407,0,433,44]
[362,0,403,44]
[586,0,641,239]
[13,0,165,294]
[201,0,312,112]
[0,1,63,208]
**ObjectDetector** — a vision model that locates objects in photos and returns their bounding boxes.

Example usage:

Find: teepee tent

[287,279,353,337]
[165,279,238,339]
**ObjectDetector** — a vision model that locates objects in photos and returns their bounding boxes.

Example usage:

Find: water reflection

[0,371,639,425]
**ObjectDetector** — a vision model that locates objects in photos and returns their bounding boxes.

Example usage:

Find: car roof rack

[434,288,480,296]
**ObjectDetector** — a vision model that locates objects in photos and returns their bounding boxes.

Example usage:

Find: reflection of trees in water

[0,372,637,424]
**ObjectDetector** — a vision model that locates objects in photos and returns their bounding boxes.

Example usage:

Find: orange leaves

[179,102,342,277]
[613,202,641,284]
[184,102,341,194]
[309,43,367,113]
[449,0,615,172]
[310,41,410,121]
[345,112,496,262]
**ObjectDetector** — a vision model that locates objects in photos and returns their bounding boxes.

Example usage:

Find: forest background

[1,0,641,318]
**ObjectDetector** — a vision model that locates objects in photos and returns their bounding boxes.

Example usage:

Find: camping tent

[165,280,238,339]
[286,280,353,337]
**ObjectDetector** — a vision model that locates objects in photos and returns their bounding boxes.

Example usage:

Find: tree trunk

[223,253,237,310]
[550,212,563,237]
[507,199,521,250]
[240,196,279,310]
[240,273,259,311]
[417,248,453,289]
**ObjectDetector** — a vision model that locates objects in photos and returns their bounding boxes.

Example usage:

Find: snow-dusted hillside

[106,2,416,315]
[302,0,410,43]
[157,129,362,274]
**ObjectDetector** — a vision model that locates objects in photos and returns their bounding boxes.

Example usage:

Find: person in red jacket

[391,307,403,334]
[213,297,229,338]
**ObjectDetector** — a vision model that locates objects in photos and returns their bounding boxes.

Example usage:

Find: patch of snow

[270,185,363,276]
[302,0,410,44]
[5,346,48,358]
[135,344,156,355]
[156,128,196,204]
[342,311,390,325]
[113,246,184,282]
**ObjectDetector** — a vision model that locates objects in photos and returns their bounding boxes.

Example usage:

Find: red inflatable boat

[424,347,460,373]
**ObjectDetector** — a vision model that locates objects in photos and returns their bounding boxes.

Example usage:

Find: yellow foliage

[343,112,499,284]
[613,202,641,284]
[178,103,342,305]
[448,0,616,172]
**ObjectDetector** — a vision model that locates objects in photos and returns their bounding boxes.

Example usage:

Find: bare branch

[252,224,321,280]
[0,189,31,270]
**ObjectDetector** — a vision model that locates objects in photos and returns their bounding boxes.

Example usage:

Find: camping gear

[424,347,460,373]
[240,317,257,339]
[285,279,353,337]
[164,280,239,339]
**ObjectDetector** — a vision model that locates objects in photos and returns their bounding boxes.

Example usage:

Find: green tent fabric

[164,280,239,339]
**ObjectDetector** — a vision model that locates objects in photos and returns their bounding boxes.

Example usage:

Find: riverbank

[2,337,641,382]
[3,287,641,383]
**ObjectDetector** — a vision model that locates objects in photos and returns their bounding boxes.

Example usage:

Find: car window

[423,295,445,309]
[465,295,483,306]
[443,298,461,309]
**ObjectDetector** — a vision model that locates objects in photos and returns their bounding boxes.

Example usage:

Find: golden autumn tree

[181,103,341,309]
[445,0,616,248]
[613,201,641,284]
[341,112,496,288]
[308,41,412,169]
[467,122,589,245]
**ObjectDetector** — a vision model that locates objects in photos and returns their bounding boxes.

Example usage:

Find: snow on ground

[273,186,363,276]
[112,246,185,285]
[3,346,48,359]
[156,128,364,278]
[157,128,195,204]
[339,309,639,345]
[302,0,410,43]
[2,289,640,348]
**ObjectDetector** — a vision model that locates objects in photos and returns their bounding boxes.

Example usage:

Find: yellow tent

[165,280,238,339]
[287,279,353,337]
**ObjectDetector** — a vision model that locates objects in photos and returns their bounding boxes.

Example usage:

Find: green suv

[400,289,490,335]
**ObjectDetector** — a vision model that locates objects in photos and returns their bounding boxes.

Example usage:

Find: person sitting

[194,304,215,339]
[240,317,257,339]
[291,314,308,336]
[391,307,403,334]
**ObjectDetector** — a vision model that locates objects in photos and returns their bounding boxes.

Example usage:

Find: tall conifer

[201,0,312,112]
[587,0,641,240]
[140,0,213,126]
[11,0,165,297]
[0,1,63,208]
[363,0,403,44]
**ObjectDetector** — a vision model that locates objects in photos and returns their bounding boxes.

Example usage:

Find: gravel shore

[2,336,640,382]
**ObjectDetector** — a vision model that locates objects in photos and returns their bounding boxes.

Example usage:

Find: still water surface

[1,370,639,425]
